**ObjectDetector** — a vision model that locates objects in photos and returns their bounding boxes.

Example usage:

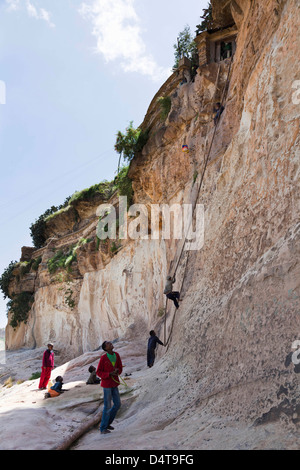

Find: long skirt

[39,367,52,389]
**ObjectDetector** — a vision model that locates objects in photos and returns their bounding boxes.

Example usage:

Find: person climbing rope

[147,330,164,368]
[213,102,225,126]
[164,275,181,309]
[162,57,233,350]
[96,341,123,435]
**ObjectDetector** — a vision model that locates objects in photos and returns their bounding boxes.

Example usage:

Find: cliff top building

[195,24,238,67]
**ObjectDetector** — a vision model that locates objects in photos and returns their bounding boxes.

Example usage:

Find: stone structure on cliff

[2,0,300,448]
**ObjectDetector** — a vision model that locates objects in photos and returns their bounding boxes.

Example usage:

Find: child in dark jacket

[44,376,66,398]
[86,365,101,384]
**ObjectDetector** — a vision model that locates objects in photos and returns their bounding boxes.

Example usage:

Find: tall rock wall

[145,0,300,440]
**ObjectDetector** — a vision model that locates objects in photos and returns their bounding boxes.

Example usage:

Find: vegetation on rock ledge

[196,2,213,34]
[115,121,149,173]
[47,238,89,275]
[7,292,34,329]
[0,261,18,299]
[157,96,172,121]
[173,25,198,70]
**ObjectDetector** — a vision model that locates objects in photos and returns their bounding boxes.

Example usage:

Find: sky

[0,0,209,328]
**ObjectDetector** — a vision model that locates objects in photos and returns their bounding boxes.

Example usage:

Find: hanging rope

[163,57,234,348]
[111,375,130,387]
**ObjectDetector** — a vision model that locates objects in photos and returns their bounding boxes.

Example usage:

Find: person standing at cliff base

[147,330,164,368]
[96,341,123,435]
[39,343,54,390]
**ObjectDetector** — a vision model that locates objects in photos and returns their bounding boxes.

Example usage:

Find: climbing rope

[163,57,234,348]
[111,375,130,387]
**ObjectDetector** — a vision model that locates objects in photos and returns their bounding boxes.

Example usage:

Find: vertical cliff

[131,0,300,445]
[3,0,300,447]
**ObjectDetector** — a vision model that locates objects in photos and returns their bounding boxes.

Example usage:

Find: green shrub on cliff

[114,165,134,207]
[157,96,172,121]
[196,2,213,34]
[19,261,32,277]
[0,261,35,328]
[0,261,18,299]
[68,180,115,204]
[31,256,42,272]
[47,248,77,275]
[47,238,88,275]
[7,292,34,329]
[30,198,71,249]
[30,181,116,249]
[64,286,75,310]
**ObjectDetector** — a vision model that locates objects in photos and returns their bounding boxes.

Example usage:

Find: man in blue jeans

[96,341,123,434]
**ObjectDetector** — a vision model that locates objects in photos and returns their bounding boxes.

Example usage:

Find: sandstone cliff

[2,0,300,449]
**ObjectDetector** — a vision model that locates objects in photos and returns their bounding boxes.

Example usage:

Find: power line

[1,156,118,229]
[1,147,116,225]
[0,147,113,211]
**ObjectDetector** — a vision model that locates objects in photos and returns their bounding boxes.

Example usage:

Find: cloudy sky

[0,0,208,328]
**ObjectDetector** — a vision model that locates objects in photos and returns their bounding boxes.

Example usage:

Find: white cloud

[40,8,54,26]
[5,0,55,28]
[79,0,171,83]
[26,0,38,18]
[5,0,20,11]
[26,0,55,27]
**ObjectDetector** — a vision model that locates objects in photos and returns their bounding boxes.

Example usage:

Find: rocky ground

[1,340,299,450]
[0,341,144,450]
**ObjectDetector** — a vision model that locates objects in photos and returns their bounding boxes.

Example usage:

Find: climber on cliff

[39,342,54,390]
[96,341,123,435]
[213,102,225,126]
[164,275,181,309]
[147,330,164,368]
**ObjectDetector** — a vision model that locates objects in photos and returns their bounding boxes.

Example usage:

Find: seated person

[44,376,67,398]
[86,365,101,385]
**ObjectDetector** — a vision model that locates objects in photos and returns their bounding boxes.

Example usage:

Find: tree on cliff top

[196,2,213,34]
[173,25,197,70]
[114,121,149,174]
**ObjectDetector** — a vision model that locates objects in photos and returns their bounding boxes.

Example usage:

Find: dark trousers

[147,348,156,367]
[166,291,180,309]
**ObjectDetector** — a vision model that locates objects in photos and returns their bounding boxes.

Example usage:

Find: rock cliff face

[4,0,300,447]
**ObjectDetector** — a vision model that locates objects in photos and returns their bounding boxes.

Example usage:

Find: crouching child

[86,365,101,385]
[44,376,67,398]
